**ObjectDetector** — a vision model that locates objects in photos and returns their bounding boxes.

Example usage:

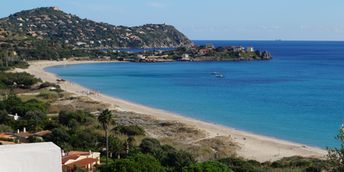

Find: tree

[69,129,99,150]
[107,136,124,159]
[98,109,113,165]
[23,110,48,132]
[3,92,23,115]
[45,127,71,150]
[328,124,344,171]
[0,124,13,132]
[114,125,145,136]
[140,138,161,154]
[0,110,13,126]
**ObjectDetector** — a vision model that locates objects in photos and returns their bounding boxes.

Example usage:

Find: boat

[215,74,224,78]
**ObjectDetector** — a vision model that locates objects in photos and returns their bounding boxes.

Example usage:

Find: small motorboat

[215,74,224,78]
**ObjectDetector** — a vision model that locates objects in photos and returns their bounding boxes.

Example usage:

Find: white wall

[0,142,62,172]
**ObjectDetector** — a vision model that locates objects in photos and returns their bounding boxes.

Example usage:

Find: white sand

[15,60,327,162]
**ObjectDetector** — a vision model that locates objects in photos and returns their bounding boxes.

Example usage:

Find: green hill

[0,7,192,49]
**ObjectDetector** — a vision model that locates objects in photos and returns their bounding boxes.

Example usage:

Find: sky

[1,0,344,41]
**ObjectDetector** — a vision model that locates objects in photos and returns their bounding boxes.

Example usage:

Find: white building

[181,54,190,61]
[0,142,62,172]
[246,47,254,52]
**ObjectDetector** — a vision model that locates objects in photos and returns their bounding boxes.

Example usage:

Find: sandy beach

[15,60,327,162]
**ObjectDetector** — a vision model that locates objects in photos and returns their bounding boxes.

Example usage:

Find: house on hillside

[205,44,215,49]
[246,46,254,52]
[181,54,191,61]
[0,133,16,145]
[14,127,31,143]
[198,48,210,55]
[226,46,244,52]
[13,128,51,143]
[62,151,101,172]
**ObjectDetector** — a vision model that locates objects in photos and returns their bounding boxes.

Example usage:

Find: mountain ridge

[0,7,192,49]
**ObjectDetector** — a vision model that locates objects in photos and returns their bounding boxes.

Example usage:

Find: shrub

[58,111,92,126]
[23,110,48,131]
[0,124,13,132]
[0,72,40,89]
[0,110,13,126]
[139,138,195,171]
[271,156,312,168]
[140,138,161,154]
[108,153,165,172]
[45,127,71,150]
[114,125,145,136]
[328,124,344,172]
[219,157,265,172]
[183,161,233,172]
[39,90,59,100]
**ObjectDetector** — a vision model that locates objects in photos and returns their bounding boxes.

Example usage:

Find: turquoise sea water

[47,41,344,148]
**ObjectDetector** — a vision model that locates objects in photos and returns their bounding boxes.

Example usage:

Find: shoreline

[15,60,327,162]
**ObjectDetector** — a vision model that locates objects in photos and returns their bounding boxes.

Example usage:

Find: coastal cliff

[0,7,192,49]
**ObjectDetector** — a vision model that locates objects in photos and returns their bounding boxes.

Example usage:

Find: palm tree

[98,109,113,165]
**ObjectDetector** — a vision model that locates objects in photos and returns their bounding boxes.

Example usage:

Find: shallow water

[47,41,344,147]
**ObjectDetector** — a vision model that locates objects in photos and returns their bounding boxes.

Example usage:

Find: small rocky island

[109,44,272,62]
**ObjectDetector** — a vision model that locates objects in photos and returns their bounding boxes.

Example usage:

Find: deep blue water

[47,41,344,148]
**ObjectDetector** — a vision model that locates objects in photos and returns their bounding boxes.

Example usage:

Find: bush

[0,72,40,89]
[45,127,71,150]
[183,161,233,172]
[114,125,145,136]
[327,124,344,171]
[23,110,48,131]
[58,111,93,127]
[107,153,165,172]
[139,138,195,171]
[39,90,59,100]
[0,124,13,132]
[69,129,99,150]
[140,138,161,154]
[219,157,264,172]
[0,110,13,126]
[271,156,312,168]
[2,94,48,116]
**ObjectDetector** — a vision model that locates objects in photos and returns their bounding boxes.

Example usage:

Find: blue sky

[1,0,344,40]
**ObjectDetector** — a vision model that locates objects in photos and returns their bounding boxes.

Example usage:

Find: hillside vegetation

[0,7,192,49]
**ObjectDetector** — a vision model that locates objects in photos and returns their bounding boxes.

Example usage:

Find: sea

[46,40,344,148]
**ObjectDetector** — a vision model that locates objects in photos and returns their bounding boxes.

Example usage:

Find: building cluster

[0,113,101,171]
[62,150,101,172]
[0,127,51,145]
[193,44,255,56]
[130,44,261,62]
[0,141,101,172]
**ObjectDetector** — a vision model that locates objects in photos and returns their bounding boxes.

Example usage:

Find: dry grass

[112,110,237,161]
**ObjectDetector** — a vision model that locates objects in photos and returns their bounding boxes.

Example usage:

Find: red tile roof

[0,133,14,139]
[63,158,97,170]
[62,151,92,164]
[68,151,90,156]
[14,132,32,138]
[0,140,16,145]
[62,154,80,164]
[34,130,51,137]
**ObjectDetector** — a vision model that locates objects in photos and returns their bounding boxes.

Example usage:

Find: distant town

[110,44,272,62]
